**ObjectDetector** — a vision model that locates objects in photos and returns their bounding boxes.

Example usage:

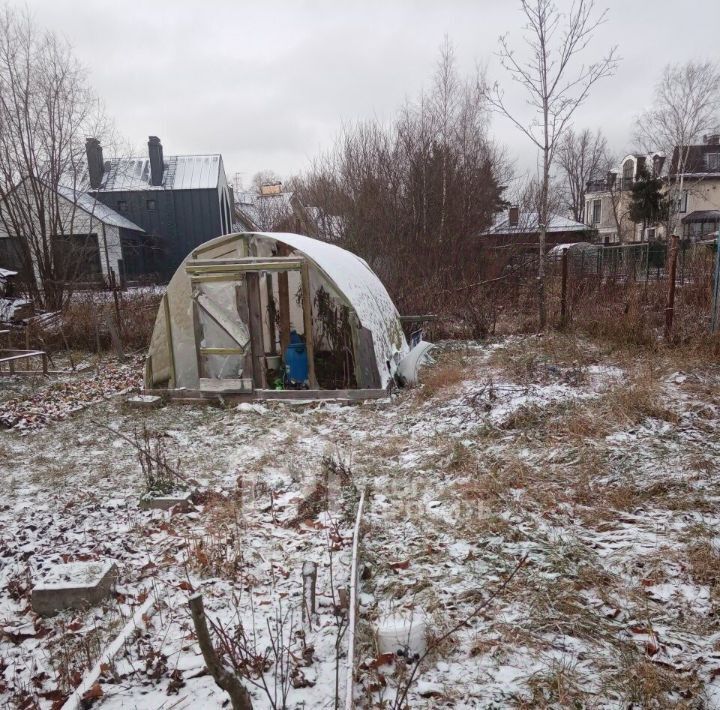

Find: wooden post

[188,595,254,710]
[712,230,720,333]
[277,245,291,357]
[245,272,267,389]
[302,561,317,629]
[560,247,568,328]
[300,260,318,389]
[665,234,680,342]
[192,296,205,380]
[163,294,176,387]
[109,269,123,340]
[265,273,277,355]
[106,313,125,360]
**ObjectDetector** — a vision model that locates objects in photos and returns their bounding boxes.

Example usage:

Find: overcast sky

[25,0,720,188]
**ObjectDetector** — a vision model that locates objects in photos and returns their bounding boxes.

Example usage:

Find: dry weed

[686,541,720,588]
[608,651,704,708]
[416,353,468,400]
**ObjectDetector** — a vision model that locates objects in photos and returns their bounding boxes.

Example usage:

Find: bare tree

[636,60,720,238]
[605,164,632,244]
[251,170,282,193]
[483,0,618,328]
[0,5,112,309]
[557,128,608,221]
[297,40,509,313]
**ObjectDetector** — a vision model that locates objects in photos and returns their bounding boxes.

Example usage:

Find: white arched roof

[146,232,407,390]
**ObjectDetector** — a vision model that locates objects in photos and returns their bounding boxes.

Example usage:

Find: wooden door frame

[185,256,318,390]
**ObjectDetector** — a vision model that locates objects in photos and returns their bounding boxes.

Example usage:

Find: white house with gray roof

[0,176,145,286]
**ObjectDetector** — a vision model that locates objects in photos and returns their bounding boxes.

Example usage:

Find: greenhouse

[144,232,411,400]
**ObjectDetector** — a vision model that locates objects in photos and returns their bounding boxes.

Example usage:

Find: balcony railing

[586,177,633,193]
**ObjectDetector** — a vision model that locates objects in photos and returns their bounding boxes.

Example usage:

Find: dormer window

[622,159,634,183]
[653,155,664,176]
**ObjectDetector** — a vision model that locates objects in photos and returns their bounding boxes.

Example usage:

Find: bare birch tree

[636,61,720,239]
[557,127,608,222]
[0,5,112,309]
[483,0,618,328]
[605,164,632,244]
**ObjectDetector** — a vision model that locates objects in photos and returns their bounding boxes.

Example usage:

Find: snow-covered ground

[2,334,720,708]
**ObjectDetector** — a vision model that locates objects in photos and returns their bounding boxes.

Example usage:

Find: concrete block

[139,490,193,511]
[125,394,163,410]
[32,561,118,616]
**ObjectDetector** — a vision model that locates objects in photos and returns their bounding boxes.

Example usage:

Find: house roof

[56,185,145,232]
[305,206,345,242]
[94,154,224,192]
[482,212,588,236]
[234,191,295,231]
[669,144,720,178]
[681,210,720,223]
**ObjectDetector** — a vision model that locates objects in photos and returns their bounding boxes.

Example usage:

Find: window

[707,153,720,171]
[646,228,656,241]
[146,199,156,211]
[622,159,634,183]
[592,199,601,225]
[117,200,127,213]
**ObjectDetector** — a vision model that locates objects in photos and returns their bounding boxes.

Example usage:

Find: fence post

[302,561,317,630]
[664,234,680,342]
[560,247,568,328]
[711,229,720,333]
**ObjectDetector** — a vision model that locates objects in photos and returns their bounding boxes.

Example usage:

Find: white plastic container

[376,610,426,656]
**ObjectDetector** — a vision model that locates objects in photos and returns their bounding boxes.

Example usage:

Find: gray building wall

[94,187,224,278]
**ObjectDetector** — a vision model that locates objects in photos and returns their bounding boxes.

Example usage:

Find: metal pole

[560,247,568,328]
[665,234,680,342]
[344,488,366,710]
[711,229,720,333]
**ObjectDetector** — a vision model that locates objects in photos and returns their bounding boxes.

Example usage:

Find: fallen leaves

[390,559,410,571]
[0,357,142,431]
[81,682,103,703]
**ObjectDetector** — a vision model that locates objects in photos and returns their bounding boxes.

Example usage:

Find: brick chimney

[704,134,720,145]
[509,205,519,227]
[148,136,164,186]
[260,182,282,196]
[85,138,104,189]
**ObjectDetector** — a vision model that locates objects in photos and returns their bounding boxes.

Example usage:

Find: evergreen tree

[628,168,667,239]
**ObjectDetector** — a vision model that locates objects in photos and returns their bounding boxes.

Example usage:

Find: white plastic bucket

[376,610,426,657]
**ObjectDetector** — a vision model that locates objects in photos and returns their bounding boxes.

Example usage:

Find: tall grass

[22,287,162,354]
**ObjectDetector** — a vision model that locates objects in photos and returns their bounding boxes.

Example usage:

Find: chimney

[260,182,282,196]
[509,205,519,227]
[148,136,164,186]
[704,134,720,145]
[85,137,104,189]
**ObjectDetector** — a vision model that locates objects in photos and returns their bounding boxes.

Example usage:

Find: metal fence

[549,239,716,285]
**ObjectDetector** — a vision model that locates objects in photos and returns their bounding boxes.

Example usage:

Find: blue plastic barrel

[284,331,308,383]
